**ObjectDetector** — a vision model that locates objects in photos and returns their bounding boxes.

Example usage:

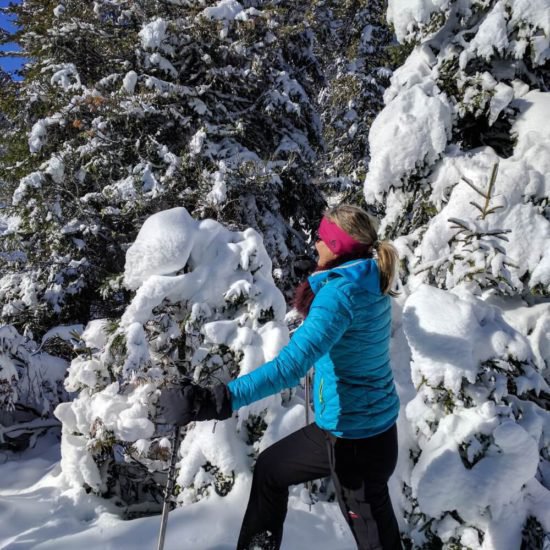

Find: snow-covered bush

[0,324,71,450]
[55,208,307,514]
[363,0,550,547]
[402,285,550,548]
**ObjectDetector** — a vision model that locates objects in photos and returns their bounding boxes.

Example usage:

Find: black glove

[157,381,233,427]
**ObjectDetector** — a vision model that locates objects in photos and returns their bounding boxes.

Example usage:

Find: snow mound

[123,207,198,290]
[365,82,452,202]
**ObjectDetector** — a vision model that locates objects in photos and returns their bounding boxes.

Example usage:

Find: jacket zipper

[319,377,325,414]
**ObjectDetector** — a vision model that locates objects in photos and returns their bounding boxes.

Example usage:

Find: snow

[0,202,364,546]
[488,82,513,126]
[387,0,451,43]
[0,433,357,549]
[147,52,178,78]
[123,207,197,290]
[509,0,550,36]
[200,0,243,21]
[122,71,138,94]
[512,90,550,154]
[364,83,452,202]
[12,172,43,205]
[3,1,550,546]
[49,63,82,91]
[123,208,286,323]
[403,285,526,393]
[42,325,84,345]
[139,19,168,50]
[55,207,293,518]
[468,2,509,61]
[398,284,550,546]
[206,167,227,205]
[44,155,65,184]
[28,121,48,154]
[27,113,64,154]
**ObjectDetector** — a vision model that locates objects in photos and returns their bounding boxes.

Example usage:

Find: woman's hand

[157,381,233,426]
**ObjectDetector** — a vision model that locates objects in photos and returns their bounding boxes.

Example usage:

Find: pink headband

[318,217,364,255]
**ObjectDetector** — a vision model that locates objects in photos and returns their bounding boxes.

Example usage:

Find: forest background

[0,1,549,549]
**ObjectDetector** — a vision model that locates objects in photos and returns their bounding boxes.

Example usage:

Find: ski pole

[304,370,313,511]
[157,426,182,550]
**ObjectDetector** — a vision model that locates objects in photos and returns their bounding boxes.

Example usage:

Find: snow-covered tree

[401,286,550,548]
[55,207,307,514]
[363,0,550,547]
[306,0,396,202]
[0,0,326,343]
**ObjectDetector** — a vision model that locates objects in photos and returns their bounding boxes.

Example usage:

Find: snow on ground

[0,431,356,550]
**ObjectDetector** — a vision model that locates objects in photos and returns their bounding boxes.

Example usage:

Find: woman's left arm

[228,282,353,410]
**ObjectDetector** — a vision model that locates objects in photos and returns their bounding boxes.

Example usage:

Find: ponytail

[375,240,399,297]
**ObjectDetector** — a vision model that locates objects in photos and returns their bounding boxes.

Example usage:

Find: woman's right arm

[228,282,353,410]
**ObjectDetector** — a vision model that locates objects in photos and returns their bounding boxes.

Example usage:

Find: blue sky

[0,0,25,78]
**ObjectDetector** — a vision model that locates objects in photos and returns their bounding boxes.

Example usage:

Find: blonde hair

[325,204,399,296]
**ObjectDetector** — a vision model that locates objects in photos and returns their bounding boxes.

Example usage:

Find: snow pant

[236,422,402,550]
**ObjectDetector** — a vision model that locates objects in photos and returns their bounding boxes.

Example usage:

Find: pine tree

[306,0,396,203]
[363,1,550,546]
[0,0,326,343]
[55,207,300,514]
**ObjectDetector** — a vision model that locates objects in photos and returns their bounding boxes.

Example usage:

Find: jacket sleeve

[228,281,353,410]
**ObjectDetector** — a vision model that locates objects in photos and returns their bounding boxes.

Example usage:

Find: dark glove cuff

[212,383,233,420]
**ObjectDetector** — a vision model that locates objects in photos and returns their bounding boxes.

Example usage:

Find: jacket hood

[308,258,381,296]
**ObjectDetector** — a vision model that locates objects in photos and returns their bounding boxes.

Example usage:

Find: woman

[159,205,402,550]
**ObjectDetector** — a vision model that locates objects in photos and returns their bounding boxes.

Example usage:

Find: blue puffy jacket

[228,258,400,438]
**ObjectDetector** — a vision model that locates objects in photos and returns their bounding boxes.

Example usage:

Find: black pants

[236,423,402,550]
